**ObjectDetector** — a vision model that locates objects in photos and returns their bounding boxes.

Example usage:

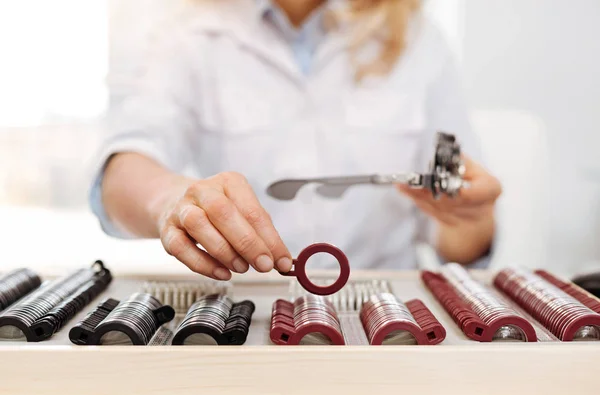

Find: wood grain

[0,344,598,395]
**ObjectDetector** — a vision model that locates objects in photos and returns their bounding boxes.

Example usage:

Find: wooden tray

[0,270,599,395]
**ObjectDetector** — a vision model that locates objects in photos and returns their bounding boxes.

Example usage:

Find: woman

[91,0,501,280]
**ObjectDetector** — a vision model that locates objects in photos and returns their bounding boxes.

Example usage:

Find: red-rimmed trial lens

[279,243,350,296]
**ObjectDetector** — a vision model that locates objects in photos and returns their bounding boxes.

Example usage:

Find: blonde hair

[339,0,422,81]
[191,0,422,81]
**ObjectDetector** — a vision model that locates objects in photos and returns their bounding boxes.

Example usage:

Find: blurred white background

[461,0,600,275]
[0,0,598,275]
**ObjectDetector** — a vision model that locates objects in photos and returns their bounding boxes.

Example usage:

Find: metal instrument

[266,131,466,200]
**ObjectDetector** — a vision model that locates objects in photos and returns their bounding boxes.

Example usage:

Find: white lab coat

[91,0,482,270]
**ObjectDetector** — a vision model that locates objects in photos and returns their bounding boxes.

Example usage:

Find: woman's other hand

[398,155,501,226]
[397,155,502,263]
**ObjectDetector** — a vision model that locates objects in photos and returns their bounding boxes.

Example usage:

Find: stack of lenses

[171,294,255,345]
[270,299,297,344]
[494,268,600,341]
[0,262,111,341]
[404,299,447,344]
[291,279,392,312]
[30,265,112,341]
[422,267,537,342]
[441,263,536,342]
[359,293,445,345]
[293,295,344,345]
[422,270,486,339]
[172,295,231,345]
[69,298,120,345]
[0,268,41,311]
[93,293,175,345]
[535,269,600,314]
[360,294,418,345]
[222,300,255,345]
[270,295,345,345]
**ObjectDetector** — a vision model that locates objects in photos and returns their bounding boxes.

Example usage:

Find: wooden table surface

[0,271,599,395]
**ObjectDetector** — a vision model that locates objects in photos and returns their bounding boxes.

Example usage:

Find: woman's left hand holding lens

[397,155,502,226]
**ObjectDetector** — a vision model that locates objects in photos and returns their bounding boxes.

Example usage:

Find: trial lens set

[1,239,599,346]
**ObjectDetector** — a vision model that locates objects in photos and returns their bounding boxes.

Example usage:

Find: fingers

[221,174,293,272]
[461,155,502,204]
[460,176,502,205]
[178,205,249,274]
[191,185,275,273]
[461,155,479,179]
[161,226,232,280]
[397,154,500,224]
[451,205,494,220]
[160,172,291,278]
[398,184,492,209]
[412,199,459,226]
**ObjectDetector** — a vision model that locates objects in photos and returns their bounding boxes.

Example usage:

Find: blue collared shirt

[256,0,328,75]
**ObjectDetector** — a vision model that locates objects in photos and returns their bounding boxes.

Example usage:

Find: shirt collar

[255,0,345,18]
[255,0,273,20]
[256,0,329,43]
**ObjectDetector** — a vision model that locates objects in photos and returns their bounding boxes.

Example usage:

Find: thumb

[460,155,502,204]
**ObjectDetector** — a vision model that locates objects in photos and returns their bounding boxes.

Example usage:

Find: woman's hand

[156,172,293,280]
[397,155,502,263]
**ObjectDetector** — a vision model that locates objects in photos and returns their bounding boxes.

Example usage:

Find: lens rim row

[270,295,345,345]
[494,268,600,341]
[171,294,255,345]
[0,268,42,311]
[0,262,112,342]
[360,293,446,345]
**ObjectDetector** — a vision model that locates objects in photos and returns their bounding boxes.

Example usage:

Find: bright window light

[0,0,108,127]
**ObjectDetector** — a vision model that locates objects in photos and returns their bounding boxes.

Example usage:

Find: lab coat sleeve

[89,23,198,238]
[414,29,493,268]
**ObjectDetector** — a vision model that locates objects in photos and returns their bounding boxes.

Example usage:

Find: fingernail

[232,258,249,273]
[275,257,293,272]
[178,206,193,224]
[213,267,231,280]
[255,255,274,272]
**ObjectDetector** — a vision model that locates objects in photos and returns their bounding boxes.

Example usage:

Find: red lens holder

[270,294,445,346]
[279,243,350,296]
[494,268,600,341]
[270,297,345,346]
[359,295,446,345]
[534,270,600,314]
[422,270,537,342]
